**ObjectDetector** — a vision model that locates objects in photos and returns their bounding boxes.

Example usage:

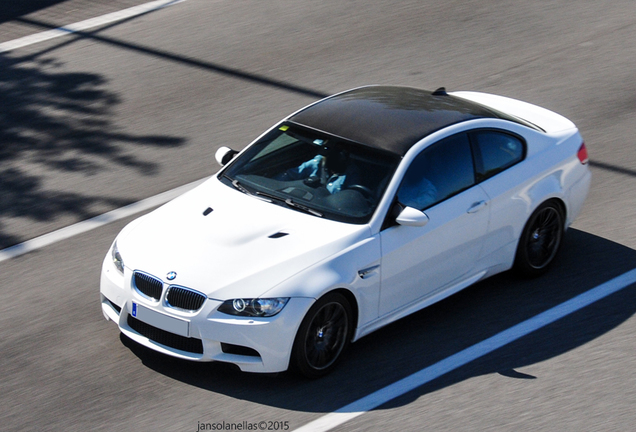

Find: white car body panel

[116,177,369,301]
[100,87,590,374]
[451,91,576,133]
[379,184,490,316]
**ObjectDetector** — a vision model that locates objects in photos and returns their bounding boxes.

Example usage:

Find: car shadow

[0,0,69,24]
[121,228,636,413]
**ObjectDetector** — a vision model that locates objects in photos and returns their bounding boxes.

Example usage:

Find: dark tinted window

[472,131,524,180]
[397,133,475,210]
[220,124,400,224]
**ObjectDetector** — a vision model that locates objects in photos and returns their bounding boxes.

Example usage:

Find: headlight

[111,240,124,274]
[218,298,289,317]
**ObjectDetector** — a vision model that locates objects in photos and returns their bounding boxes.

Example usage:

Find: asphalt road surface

[1,1,635,431]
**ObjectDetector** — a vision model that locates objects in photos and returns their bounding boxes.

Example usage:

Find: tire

[291,292,352,378]
[514,200,565,277]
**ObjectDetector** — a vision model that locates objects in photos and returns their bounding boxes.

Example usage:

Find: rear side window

[472,131,524,181]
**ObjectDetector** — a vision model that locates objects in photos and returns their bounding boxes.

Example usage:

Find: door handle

[467,200,487,213]
[358,265,380,279]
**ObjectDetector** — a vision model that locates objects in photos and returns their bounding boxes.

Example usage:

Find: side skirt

[353,270,488,342]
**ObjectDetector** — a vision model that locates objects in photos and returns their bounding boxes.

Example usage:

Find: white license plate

[131,302,189,337]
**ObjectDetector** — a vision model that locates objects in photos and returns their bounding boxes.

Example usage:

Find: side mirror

[215,146,238,166]
[395,206,429,227]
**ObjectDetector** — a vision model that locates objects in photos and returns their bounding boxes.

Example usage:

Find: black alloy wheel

[514,200,564,277]
[291,293,352,378]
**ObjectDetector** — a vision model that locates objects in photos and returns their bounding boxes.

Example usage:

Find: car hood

[117,177,370,300]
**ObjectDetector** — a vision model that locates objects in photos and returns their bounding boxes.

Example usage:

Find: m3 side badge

[166,271,177,281]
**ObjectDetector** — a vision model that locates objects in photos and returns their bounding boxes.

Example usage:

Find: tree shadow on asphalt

[0,10,329,250]
[122,229,636,413]
[0,53,185,248]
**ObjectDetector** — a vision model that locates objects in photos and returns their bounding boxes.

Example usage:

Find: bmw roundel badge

[166,271,177,281]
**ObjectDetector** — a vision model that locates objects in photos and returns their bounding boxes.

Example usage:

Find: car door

[470,129,528,260]
[378,132,490,317]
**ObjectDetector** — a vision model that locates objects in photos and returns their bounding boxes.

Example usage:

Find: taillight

[577,142,589,164]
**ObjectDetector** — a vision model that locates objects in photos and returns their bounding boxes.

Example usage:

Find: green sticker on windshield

[279,125,289,131]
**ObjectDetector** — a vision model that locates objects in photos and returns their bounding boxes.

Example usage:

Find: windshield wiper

[226,176,322,217]
[284,198,323,217]
[255,191,323,217]
[225,176,272,202]
[231,179,250,195]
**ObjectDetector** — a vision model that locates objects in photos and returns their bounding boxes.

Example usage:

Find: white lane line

[0,0,186,54]
[0,178,206,263]
[294,267,636,432]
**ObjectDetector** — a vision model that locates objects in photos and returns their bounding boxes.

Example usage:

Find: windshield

[220,123,400,224]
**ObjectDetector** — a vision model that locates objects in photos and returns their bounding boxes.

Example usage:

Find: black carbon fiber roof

[288,86,498,156]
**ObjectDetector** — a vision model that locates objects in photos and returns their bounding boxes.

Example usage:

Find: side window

[472,131,524,180]
[397,133,475,210]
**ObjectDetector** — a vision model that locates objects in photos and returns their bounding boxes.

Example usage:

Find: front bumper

[100,254,314,373]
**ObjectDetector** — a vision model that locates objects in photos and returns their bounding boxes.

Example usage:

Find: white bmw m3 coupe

[100,86,590,377]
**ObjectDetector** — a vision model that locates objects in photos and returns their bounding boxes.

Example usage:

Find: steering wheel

[346,184,373,200]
